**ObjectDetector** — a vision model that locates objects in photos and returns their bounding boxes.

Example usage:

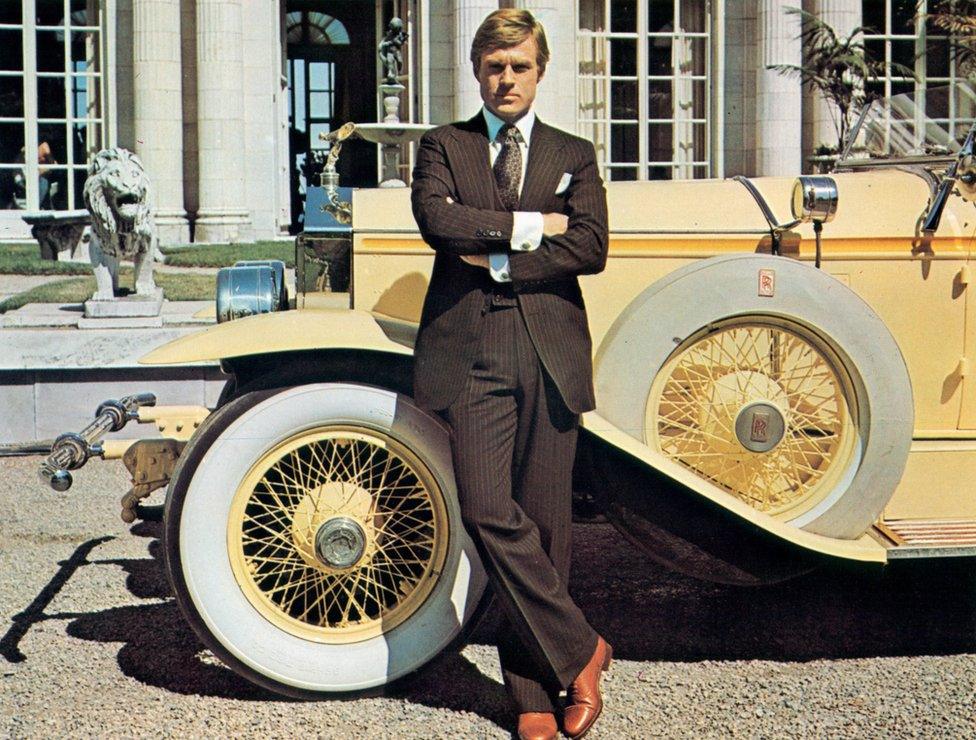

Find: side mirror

[791,176,838,224]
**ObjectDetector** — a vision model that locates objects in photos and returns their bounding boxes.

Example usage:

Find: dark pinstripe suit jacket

[410,113,609,414]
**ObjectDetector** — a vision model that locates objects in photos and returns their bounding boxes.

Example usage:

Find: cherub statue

[378,17,407,85]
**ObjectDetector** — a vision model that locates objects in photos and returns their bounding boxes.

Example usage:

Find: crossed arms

[410,130,609,285]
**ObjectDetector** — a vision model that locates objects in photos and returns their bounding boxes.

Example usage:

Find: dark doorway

[286,1,378,234]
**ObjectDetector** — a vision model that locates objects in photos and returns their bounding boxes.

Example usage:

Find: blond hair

[470,9,550,76]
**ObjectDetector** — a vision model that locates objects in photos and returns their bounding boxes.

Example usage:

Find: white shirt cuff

[488,252,512,282]
[511,211,543,251]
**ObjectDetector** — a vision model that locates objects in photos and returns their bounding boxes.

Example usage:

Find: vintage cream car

[40,87,976,697]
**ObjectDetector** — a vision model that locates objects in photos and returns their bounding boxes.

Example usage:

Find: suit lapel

[519,119,565,211]
[444,114,503,210]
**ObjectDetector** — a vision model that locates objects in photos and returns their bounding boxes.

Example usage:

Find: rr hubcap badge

[734,401,786,453]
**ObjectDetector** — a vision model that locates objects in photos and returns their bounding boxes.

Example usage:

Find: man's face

[476,35,543,123]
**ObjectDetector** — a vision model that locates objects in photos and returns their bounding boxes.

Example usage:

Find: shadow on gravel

[571,523,976,664]
[55,518,975,729]
[1,535,114,664]
[61,521,513,728]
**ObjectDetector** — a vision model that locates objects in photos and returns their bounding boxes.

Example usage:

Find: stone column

[807,0,862,155]
[132,0,188,244]
[453,0,499,120]
[194,0,250,243]
[516,1,577,134]
[756,0,802,175]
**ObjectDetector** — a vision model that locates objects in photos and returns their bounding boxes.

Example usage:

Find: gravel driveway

[1,455,974,738]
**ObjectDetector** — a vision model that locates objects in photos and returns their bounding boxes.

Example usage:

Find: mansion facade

[0,0,959,244]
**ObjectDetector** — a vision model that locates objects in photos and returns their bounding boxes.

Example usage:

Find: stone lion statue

[83,147,162,300]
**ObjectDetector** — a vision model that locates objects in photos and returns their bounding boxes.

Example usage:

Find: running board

[876,519,976,559]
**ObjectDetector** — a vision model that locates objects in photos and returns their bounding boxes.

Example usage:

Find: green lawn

[161,241,294,267]
[0,240,294,274]
[0,243,91,275]
[0,271,217,313]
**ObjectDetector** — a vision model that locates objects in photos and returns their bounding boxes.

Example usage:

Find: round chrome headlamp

[791,176,838,223]
[215,259,288,323]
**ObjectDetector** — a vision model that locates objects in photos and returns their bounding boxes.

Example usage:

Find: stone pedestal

[83,288,165,325]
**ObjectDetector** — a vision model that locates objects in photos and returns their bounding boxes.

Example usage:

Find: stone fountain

[317,17,431,193]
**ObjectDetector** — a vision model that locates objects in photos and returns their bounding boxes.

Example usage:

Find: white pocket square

[554,172,572,195]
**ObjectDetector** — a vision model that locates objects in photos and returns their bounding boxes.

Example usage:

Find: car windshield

[841,84,976,161]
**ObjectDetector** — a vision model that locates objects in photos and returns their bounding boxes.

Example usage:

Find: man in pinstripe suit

[411,10,611,740]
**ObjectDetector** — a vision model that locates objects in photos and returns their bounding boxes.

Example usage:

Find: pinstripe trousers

[437,295,599,713]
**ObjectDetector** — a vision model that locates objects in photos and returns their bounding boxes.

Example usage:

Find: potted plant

[769,7,915,171]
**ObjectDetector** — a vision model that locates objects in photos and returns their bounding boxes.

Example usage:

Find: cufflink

[500,271,509,280]
[521,241,531,250]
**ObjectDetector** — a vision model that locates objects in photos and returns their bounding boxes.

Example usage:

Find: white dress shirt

[482,107,544,282]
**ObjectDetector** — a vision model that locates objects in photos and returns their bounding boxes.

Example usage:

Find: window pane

[610,80,638,119]
[309,62,333,91]
[71,30,99,72]
[579,0,604,32]
[0,76,24,117]
[672,78,708,119]
[890,40,915,72]
[310,91,332,119]
[0,30,23,72]
[647,165,672,180]
[891,80,914,97]
[71,73,98,119]
[72,168,88,209]
[38,76,67,118]
[865,79,885,99]
[36,0,65,26]
[0,4,21,23]
[309,122,331,149]
[0,122,25,165]
[73,120,101,161]
[610,0,637,33]
[678,0,706,34]
[674,37,707,76]
[864,39,885,65]
[39,167,68,210]
[610,38,637,76]
[862,0,885,33]
[610,166,638,181]
[648,0,673,33]
[610,123,638,164]
[37,123,67,166]
[648,80,672,118]
[648,37,671,76]
[37,30,66,73]
[891,0,915,33]
[926,36,950,79]
[648,122,672,160]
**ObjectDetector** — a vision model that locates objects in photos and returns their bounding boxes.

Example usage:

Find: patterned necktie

[493,124,522,211]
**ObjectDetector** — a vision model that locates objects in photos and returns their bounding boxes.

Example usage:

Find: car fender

[139,309,412,365]
[581,410,888,566]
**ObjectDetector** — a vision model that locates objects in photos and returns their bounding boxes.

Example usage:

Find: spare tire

[593,254,913,538]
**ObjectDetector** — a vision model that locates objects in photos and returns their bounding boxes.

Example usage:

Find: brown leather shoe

[562,636,613,739]
[517,712,558,740]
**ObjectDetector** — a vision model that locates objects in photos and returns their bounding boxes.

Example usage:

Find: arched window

[286,11,350,46]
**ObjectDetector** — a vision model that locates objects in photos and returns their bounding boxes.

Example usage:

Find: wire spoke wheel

[647,317,860,520]
[228,427,449,644]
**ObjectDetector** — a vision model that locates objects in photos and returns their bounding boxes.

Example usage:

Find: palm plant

[926,1,976,77]
[769,7,915,154]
